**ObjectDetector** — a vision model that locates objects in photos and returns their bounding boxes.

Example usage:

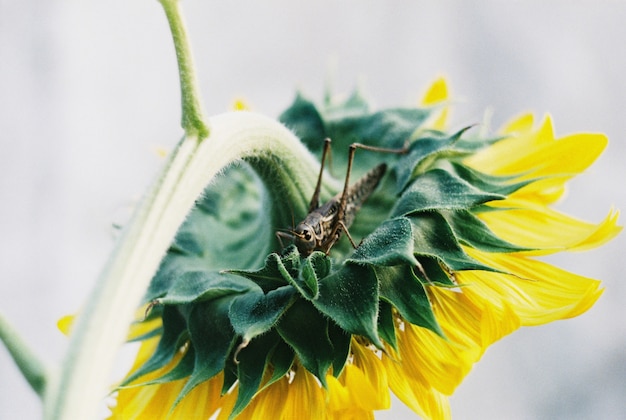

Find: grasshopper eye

[303,230,312,241]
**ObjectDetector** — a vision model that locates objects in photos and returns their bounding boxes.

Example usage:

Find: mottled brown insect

[277,138,407,256]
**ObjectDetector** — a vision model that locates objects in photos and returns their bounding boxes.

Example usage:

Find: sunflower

[106,78,620,419]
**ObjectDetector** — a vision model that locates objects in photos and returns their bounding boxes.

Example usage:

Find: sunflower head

[109,79,620,419]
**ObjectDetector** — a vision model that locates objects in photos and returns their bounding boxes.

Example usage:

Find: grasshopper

[277,138,407,256]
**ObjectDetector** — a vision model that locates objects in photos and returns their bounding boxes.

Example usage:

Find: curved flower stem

[160,0,209,139]
[44,112,318,420]
[0,311,47,397]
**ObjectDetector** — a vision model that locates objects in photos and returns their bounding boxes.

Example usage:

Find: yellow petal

[500,113,535,135]
[109,337,223,420]
[383,348,451,420]
[281,369,326,420]
[465,115,554,172]
[59,305,161,341]
[467,115,607,180]
[347,342,390,410]
[127,317,162,341]
[459,249,604,325]
[509,175,569,205]
[225,375,289,420]
[232,98,251,111]
[480,201,621,253]
[429,286,519,357]
[420,77,450,131]
[57,315,74,336]
[125,337,162,378]
[327,374,351,410]
[500,132,606,178]
[421,77,449,106]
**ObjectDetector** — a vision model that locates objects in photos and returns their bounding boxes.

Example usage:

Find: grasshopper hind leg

[308,138,332,213]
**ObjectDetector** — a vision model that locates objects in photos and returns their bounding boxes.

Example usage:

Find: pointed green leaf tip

[127,89,525,416]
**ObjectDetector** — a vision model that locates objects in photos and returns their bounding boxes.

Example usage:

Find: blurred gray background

[1,1,625,419]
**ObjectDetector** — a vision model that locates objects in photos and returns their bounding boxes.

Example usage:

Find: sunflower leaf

[144,164,273,303]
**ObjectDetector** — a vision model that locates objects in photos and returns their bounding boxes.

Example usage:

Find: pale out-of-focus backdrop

[1,1,625,419]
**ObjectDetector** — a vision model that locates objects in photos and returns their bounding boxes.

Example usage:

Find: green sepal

[126,326,163,343]
[280,93,432,180]
[394,127,472,192]
[408,212,501,272]
[454,133,506,152]
[377,300,397,350]
[391,169,504,218]
[134,346,196,388]
[328,321,352,377]
[127,307,163,342]
[225,247,300,293]
[229,286,297,341]
[298,251,330,300]
[450,162,533,195]
[375,265,443,337]
[323,88,371,120]
[347,217,418,267]
[276,298,334,385]
[443,209,532,253]
[326,107,431,150]
[230,332,282,420]
[313,264,383,349]
[221,354,238,396]
[120,306,188,387]
[153,271,256,305]
[279,93,327,150]
[259,339,295,392]
[173,297,237,410]
[415,257,456,287]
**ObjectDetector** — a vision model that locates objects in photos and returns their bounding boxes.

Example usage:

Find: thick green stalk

[0,311,47,397]
[159,0,209,139]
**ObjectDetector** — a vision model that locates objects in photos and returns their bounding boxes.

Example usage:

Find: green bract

[128,92,530,417]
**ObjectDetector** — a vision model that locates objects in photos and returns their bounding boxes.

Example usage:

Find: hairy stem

[159,0,209,139]
[0,311,47,397]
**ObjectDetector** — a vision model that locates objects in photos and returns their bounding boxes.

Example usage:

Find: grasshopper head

[294,223,317,256]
